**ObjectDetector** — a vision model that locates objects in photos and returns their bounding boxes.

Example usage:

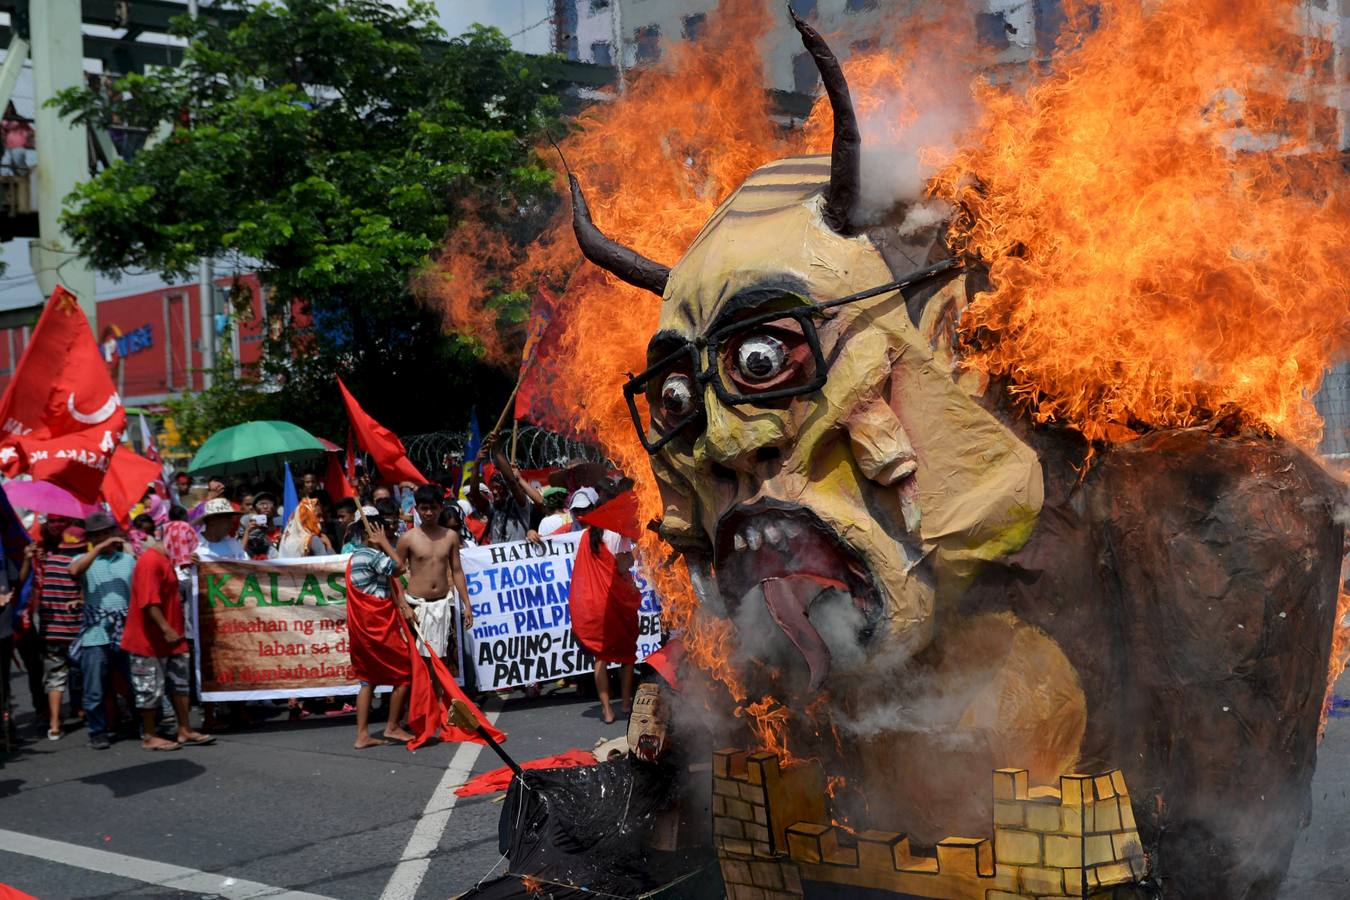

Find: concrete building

[553,0,1044,93]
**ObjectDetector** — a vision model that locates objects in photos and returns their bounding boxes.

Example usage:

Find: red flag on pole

[344,562,502,749]
[101,447,164,528]
[0,287,125,501]
[514,288,564,425]
[336,377,425,484]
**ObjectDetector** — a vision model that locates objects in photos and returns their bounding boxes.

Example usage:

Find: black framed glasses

[623,257,960,453]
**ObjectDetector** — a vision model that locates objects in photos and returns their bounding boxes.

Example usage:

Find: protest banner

[462,532,662,690]
[194,554,359,701]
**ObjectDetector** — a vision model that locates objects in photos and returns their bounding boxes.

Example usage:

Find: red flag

[514,288,564,425]
[0,287,125,500]
[643,637,684,691]
[453,749,596,797]
[324,451,355,501]
[346,564,502,748]
[390,579,504,750]
[566,531,642,665]
[100,447,164,528]
[336,377,425,484]
[577,489,642,541]
[345,559,414,687]
[9,430,116,503]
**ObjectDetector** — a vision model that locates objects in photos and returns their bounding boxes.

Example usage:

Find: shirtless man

[396,484,473,676]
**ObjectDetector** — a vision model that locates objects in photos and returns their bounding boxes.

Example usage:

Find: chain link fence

[399,425,605,477]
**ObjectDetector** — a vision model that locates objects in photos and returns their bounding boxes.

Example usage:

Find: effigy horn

[790,7,861,234]
[569,175,671,297]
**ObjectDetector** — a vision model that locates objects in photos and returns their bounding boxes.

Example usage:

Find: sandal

[47,728,61,741]
[178,734,216,746]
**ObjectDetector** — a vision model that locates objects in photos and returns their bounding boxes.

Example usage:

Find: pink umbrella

[4,480,100,519]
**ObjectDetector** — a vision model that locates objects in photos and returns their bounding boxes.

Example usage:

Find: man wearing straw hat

[193,498,246,562]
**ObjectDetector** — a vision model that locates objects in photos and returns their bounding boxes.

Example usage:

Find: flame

[1323,585,1350,740]
[736,698,792,761]
[427,0,1350,761]
[928,0,1350,446]
[415,203,524,368]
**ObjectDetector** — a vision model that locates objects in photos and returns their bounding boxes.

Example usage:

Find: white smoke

[848,8,984,227]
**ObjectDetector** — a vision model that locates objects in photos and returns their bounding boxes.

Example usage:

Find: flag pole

[401,609,520,776]
[486,366,528,441]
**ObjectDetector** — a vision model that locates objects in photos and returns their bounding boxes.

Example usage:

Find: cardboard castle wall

[711,749,1146,900]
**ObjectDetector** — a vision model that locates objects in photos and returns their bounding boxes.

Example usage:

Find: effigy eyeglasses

[623,258,960,454]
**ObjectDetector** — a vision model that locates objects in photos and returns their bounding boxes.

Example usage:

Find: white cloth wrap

[406,592,454,658]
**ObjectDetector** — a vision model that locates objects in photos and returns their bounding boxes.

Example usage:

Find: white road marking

[0,828,336,899]
[379,702,503,900]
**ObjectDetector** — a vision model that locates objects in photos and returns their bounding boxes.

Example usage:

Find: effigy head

[572,12,1043,699]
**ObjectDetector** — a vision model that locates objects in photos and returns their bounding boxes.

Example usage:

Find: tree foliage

[56,0,563,444]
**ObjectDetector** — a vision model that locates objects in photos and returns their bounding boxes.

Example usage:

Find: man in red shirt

[121,530,213,750]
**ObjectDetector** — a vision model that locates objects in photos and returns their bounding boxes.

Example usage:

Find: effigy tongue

[762,574,844,692]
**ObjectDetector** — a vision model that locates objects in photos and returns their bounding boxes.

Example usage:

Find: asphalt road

[2,670,1347,900]
[0,680,629,900]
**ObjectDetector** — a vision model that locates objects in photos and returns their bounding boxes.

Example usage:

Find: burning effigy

[438,1,1350,898]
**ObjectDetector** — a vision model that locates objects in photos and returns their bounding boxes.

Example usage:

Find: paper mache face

[645,164,1044,699]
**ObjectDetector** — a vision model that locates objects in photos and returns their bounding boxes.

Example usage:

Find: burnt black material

[958,425,1344,899]
[457,756,712,899]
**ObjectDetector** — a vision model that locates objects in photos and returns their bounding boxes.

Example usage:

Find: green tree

[56,0,562,450]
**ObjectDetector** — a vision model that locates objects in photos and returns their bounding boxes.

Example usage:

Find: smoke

[831,652,1003,741]
[855,98,975,226]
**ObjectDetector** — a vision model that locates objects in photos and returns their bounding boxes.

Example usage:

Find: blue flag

[458,407,481,495]
[282,462,300,530]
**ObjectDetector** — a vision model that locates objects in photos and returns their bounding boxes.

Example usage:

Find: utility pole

[188,0,215,389]
[29,0,98,324]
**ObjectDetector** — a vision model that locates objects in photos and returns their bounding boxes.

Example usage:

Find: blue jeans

[82,644,130,739]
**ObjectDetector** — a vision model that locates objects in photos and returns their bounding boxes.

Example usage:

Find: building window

[845,0,877,12]
[634,24,661,62]
[591,40,612,67]
[683,13,706,41]
[557,0,579,59]
[792,51,819,94]
[790,0,817,18]
[975,11,1012,51]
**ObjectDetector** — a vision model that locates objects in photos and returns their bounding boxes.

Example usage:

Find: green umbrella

[188,420,328,477]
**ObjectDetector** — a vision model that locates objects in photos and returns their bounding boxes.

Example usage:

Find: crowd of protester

[0,434,639,751]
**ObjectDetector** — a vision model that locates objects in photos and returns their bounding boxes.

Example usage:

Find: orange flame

[414,204,522,367]
[929,0,1350,446]
[1324,585,1350,739]
[429,0,1350,760]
